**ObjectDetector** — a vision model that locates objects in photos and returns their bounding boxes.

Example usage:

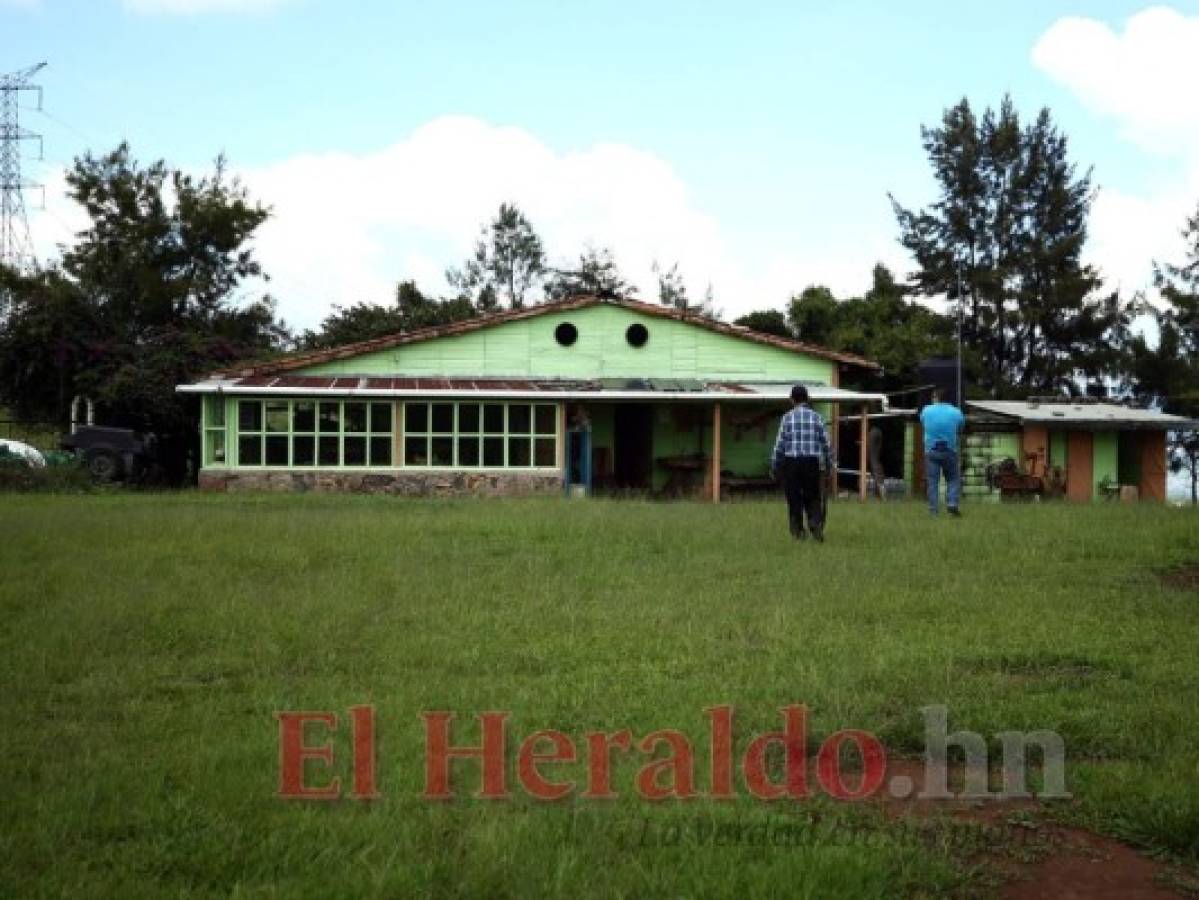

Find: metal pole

[955,263,964,408]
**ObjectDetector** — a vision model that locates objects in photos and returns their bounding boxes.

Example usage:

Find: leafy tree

[1134,202,1199,502]
[891,96,1131,396]
[833,265,957,391]
[652,260,688,309]
[0,267,99,428]
[733,309,790,338]
[301,302,405,350]
[1153,202,1199,375]
[543,246,637,301]
[0,143,286,481]
[446,202,546,310]
[300,280,476,350]
[783,266,956,391]
[786,286,840,345]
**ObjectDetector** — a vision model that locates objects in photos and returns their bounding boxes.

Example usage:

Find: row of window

[403,402,558,468]
[236,400,395,467]
[204,398,559,469]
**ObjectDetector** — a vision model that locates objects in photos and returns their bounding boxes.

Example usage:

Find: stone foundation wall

[198,469,563,497]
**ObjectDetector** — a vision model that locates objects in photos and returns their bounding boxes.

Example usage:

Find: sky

[4,0,1199,329]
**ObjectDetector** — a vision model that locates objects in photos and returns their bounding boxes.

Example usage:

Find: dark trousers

[781,456,824,536]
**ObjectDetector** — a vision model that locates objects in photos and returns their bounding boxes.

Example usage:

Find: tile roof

[215,295,879,378]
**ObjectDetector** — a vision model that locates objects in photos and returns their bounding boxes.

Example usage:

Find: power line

[33,105,95,147]
[1,61,48,273]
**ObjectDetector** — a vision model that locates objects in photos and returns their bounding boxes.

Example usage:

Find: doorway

[1066,431,1093,501]
[613,404,654,489]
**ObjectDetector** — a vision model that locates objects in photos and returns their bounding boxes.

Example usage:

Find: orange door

[1066,431,1093,502]
[1138,431,1167,502]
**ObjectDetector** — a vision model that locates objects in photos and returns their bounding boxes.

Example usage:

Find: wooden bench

[721,474,779,498]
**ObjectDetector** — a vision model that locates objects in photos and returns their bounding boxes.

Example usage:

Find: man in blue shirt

[919,388,966,516]
[771,385,834,541]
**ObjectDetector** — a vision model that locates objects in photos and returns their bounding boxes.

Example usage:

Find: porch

[563,382,887,502]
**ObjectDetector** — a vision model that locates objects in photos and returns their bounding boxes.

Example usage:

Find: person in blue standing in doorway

[920,388,966,517]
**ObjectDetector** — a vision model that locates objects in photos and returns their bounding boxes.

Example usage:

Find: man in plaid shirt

[770,384,833,542]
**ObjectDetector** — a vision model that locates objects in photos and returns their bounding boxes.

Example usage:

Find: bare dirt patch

[1161,564,1199,592]
[872,759,1195,899]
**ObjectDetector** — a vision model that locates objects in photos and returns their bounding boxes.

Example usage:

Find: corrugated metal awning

[177,376,887,405]
[967,400,1198,431]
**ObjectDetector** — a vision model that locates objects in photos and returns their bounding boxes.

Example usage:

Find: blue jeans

[925,446,960,513]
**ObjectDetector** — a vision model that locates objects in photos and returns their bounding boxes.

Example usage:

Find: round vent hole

[626,323,649,348]
[555,322,578,347]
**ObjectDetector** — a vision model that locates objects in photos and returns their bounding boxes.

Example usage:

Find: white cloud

[1033,6,1199,300]
[23,115,904,329]
[27,166,89,263]
[1087,170,1198,301]
[232,115,891,328]
[1033,6,1199,156]
[122,0,288,14]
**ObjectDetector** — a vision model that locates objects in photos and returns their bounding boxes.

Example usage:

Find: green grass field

[1,494,1197,898]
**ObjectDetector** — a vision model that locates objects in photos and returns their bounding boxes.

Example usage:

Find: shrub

[0,455,96,493]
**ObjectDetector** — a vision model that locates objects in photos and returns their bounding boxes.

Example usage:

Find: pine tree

[892,96,1130,396]
[1141,203,1199,502]
[446,203,546,310]
[543,246,636,301]
[652,260,688,310]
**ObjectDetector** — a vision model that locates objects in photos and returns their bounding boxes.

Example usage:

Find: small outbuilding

[957,399,1196,502]
[178,296,886,500]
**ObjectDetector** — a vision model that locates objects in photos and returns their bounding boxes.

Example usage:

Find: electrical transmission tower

[1,62,47,273]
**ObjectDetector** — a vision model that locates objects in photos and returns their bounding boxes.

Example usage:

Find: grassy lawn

[1,494,1197,898]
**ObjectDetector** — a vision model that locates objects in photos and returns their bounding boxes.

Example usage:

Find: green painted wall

[1050,431,1069,472]
[651,404,703,491]
[298,304,836,383]
[1092,431,1118,497]
[1049,430,1067,471]
[722,403,784,478]
[961,430,1020,502]
[645,402,779,492]
[641,402,807,492]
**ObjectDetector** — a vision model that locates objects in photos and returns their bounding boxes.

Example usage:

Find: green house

[178,296,884,499]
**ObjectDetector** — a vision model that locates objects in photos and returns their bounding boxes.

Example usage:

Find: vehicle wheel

[86,449,123,482]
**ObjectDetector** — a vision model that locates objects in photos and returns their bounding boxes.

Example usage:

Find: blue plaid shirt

[771,405,833,471]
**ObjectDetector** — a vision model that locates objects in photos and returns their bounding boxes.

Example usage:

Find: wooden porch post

[557,402,568,487]
[394,400,404,467]
[858,402,869,502]
[711,402,722,503]
[829,403,840,502]
[829,367,840,503]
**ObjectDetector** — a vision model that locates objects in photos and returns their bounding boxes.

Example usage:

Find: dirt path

[872,759,1193,899]
[996,825,1183,900]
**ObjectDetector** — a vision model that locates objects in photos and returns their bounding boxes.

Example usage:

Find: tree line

[301,207,709,351]
[1,96,1196,486]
